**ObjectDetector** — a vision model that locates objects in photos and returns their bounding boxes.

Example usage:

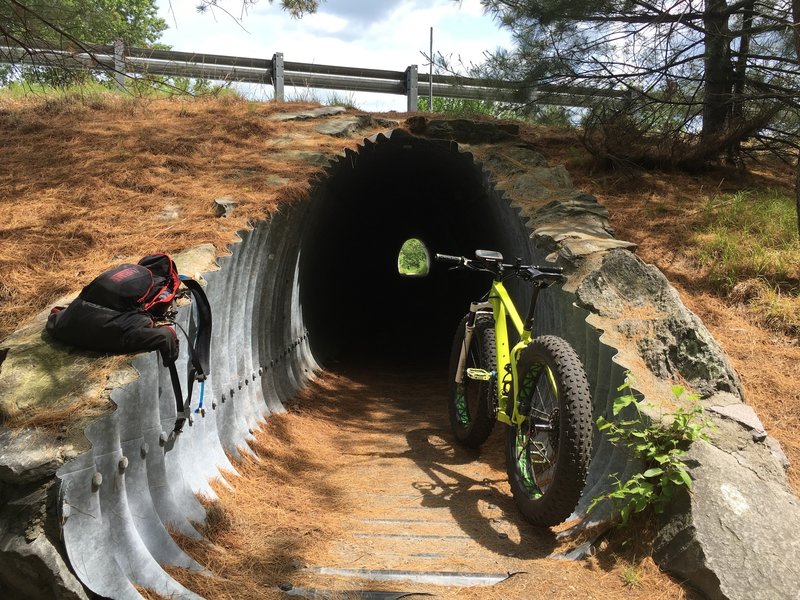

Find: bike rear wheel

[448,313,497,448]
[505,335,592,526]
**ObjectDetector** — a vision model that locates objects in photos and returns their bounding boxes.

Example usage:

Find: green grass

[692,189,800,333]
[0,79,115,99]
[417,95,578,126]
[693,190,799,287]
[620,563,643,587]
[0,76,243,101]
[285,87,361,110]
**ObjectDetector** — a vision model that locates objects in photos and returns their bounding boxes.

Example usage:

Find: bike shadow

[371,424,559,560]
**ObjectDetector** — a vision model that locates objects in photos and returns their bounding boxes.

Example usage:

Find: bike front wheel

[448,313,497,448]
[505,335,592,526]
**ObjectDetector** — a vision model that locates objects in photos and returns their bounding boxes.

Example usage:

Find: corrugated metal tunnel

[4,123,789,600]
[54,128,633,600]
[300,132,534,365]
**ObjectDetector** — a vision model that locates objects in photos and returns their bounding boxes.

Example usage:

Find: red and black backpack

[47,254,211,432]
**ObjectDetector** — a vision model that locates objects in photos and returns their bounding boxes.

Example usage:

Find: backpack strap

[179,276,212,380]
[171,276,213,433]
[169,361,186,433]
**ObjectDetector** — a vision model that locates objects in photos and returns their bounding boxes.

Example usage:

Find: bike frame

[457,279,542,427]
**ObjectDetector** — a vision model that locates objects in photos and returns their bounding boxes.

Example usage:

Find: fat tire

[447,313,497,448]
[505,335,592,526]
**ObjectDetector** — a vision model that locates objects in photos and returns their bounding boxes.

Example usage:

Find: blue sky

[155,0,513,110]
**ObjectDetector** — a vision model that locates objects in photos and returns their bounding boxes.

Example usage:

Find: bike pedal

[466,368,493,381]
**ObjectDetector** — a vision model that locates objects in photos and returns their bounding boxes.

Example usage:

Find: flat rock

[213,196,238,218]
[510,165,574,200]
[158,204,180,221]
[708,403,767,441]
[406,117,519,143]
[315,115,372,137]
[559,238,637,259]
[654,441,800,600]
[575,249,742,397]
[0,502,89,599]
[269,106,347,121]
[173,243,219,281]
[0,428,70,484]
[478,145,548,174]
[274,150,332,167]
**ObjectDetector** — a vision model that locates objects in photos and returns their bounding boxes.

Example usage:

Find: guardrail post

[113,39,125,91]
[406,64,418,112]
[272,52,284,102]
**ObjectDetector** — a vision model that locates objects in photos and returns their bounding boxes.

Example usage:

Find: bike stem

[524,286,541,333]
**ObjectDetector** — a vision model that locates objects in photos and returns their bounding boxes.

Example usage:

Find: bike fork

[455,301,492,384]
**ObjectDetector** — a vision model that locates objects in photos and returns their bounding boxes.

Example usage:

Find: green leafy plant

[588,377,713,525]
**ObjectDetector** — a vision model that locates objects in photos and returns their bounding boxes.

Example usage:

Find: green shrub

[589,377,713,525]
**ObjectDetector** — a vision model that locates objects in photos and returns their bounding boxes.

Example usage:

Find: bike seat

[475,249,503,262]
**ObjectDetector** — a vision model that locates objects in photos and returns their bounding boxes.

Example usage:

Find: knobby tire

[505,335,592,526]
[447,313,497,448]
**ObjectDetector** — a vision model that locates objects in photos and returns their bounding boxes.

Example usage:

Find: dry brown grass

[0,95,348,341]
[164,395,353,599]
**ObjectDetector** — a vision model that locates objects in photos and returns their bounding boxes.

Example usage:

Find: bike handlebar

[434,253,464,266]
[434,252,565,284]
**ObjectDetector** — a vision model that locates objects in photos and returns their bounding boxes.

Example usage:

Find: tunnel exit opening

[298,131,535,369]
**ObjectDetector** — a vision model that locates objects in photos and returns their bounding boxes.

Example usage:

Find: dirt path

[291,364,555,595]
[170,365,694,599]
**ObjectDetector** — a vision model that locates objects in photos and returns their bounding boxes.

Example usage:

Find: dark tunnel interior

[299,133,534,369]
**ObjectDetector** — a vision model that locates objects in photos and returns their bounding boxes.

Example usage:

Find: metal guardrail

[0,37,628,110]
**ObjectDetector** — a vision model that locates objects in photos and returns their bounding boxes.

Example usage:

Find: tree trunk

[729,0,754,161]
[793,0,800,235]
[796,160,800,238]
[703,0,732,140]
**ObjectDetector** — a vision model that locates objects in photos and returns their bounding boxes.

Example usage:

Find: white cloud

[156,0,512,110]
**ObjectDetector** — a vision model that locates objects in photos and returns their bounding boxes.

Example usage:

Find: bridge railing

[0,37,628,111]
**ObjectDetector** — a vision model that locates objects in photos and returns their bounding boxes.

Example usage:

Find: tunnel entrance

[299,131,534,367]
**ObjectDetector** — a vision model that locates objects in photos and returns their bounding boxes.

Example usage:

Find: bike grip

[536,265,564,274]
[435,253,463,265]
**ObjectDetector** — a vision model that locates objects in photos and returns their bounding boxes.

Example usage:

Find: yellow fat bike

[436,250,592,526]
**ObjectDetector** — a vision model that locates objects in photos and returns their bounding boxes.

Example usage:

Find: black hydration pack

[47,254,212,432]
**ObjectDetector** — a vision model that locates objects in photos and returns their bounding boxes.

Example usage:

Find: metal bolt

[245,379,249,386]
[141,443,149,458]
[212,401,217,410]
[258,368,263,376]
[159,431,168,445]
[118,456,129,472]
[238,382,242,390]
[252,373,256,381]
[92,472,103,488]
[62,502,72,519]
